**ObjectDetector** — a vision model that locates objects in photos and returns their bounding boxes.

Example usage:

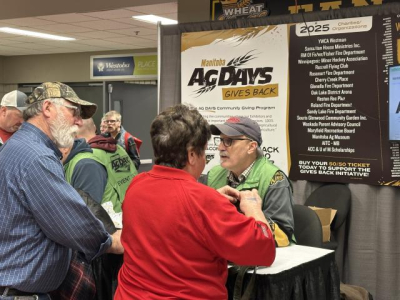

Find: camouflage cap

[26,82,97,119]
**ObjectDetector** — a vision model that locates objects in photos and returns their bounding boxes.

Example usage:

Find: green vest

[64,145,137,213]
[207,157,278,210]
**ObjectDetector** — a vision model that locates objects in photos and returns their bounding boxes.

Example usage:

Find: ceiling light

[0,27,75,41]
[133,15,177,25]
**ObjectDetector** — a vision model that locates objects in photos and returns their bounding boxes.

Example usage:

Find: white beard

[50,107,78,148]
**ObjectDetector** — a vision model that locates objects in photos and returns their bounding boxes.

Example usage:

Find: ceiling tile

[0,17,57,27]
[0,36,50,43]
[75,20,133,30]
[81,9,138,19]
[73,31,127,39]
[107,27,157,37]
[106,36,157,47]
[72,39,122,48]
[37,13,100,23]
[33,23,93,33]
[112,17,157,29]
[9,43,56,50]
[0,38,25,45]
[34,40,84,47]
[0,1,176,56]
[127,2,177,15]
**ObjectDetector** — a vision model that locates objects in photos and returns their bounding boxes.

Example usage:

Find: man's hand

[107,230,124,254]
[239,189,262,212]
[239,189,269,225]
[217,185,240,203]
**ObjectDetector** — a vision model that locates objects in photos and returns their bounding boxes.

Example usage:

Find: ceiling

[0,2,177,56]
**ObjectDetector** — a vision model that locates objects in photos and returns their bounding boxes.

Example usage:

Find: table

[226,245,340,300]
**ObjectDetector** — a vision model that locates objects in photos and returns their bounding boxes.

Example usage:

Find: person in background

[0,82,123,300]
[60,118,136,300]
[65,118,137,228]
[99,117,108,134]
[205,116,294,245]
[103,110,141,170]
[115,104,276,300]
[0,90,27,146]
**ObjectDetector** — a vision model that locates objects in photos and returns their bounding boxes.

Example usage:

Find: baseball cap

[210,116,262,146]
[1,90,28,111]
[26,82,97,119]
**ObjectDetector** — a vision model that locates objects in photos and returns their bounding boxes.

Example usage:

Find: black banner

[210,0,398,20]
[288,14,400,185]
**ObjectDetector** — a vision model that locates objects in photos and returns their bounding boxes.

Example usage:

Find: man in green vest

[60,118,137,300]
[61,118,137,228]
[205,116,294,245]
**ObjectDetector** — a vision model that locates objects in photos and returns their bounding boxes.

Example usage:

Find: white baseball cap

[1,90,28,111]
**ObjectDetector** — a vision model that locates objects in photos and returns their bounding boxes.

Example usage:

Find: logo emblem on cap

[226,117,241,123]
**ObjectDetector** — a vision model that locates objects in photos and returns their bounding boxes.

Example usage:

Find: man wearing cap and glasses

[0,90,27,146]
[205,116,294,246]
[0,82,124,300]
[103,110,141,170]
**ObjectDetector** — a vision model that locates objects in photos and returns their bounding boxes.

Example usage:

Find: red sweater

[115,165,275,300]
[0,128,12,145]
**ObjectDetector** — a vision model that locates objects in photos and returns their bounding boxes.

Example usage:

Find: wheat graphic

[227,50,256,67]
[192,85,217,97]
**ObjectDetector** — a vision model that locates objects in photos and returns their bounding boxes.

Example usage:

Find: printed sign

[288,14,400,186]
[182,25,290,174]
[90,54,157,80]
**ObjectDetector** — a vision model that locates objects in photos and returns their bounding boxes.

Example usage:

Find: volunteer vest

[64,145,137,213]
[207,157,278,209]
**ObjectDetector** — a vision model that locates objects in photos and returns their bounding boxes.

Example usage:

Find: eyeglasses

[214,137,253,147]
[58,103,81,118]
[103,119,119,124]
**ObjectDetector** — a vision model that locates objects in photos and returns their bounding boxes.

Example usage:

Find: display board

[289,15,400,185]
[181,25,290,174]
[182,13,400,186]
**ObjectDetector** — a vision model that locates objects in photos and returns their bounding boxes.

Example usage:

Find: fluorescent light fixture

[133,15,177,25]
[0,27,75,41]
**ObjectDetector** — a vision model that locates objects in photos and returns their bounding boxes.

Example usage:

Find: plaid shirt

[227,161,256,188]
[49,251,96,300]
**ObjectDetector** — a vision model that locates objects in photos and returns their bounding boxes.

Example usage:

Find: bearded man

[0,82,123,300]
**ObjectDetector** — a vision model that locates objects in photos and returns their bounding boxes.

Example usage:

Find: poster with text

[181,25,290,174]
[289,15,400,186]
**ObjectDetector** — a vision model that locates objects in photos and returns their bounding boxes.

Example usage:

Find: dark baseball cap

[26,82,97,119]
[210,116,262,146]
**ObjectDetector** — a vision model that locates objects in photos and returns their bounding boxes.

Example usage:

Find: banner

[288,15,400,186]
[181,25,290,174]
[90,53,157,80]
[210,0,396,20]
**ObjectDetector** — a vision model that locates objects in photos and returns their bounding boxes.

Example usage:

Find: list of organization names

[296,37,368,155]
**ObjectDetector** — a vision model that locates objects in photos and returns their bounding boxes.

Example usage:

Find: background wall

[1,48,156,84]
[178,0,210,23]
[0,0,173,19]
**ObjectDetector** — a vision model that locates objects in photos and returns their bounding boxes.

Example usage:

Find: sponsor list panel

[289,17,389,184]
